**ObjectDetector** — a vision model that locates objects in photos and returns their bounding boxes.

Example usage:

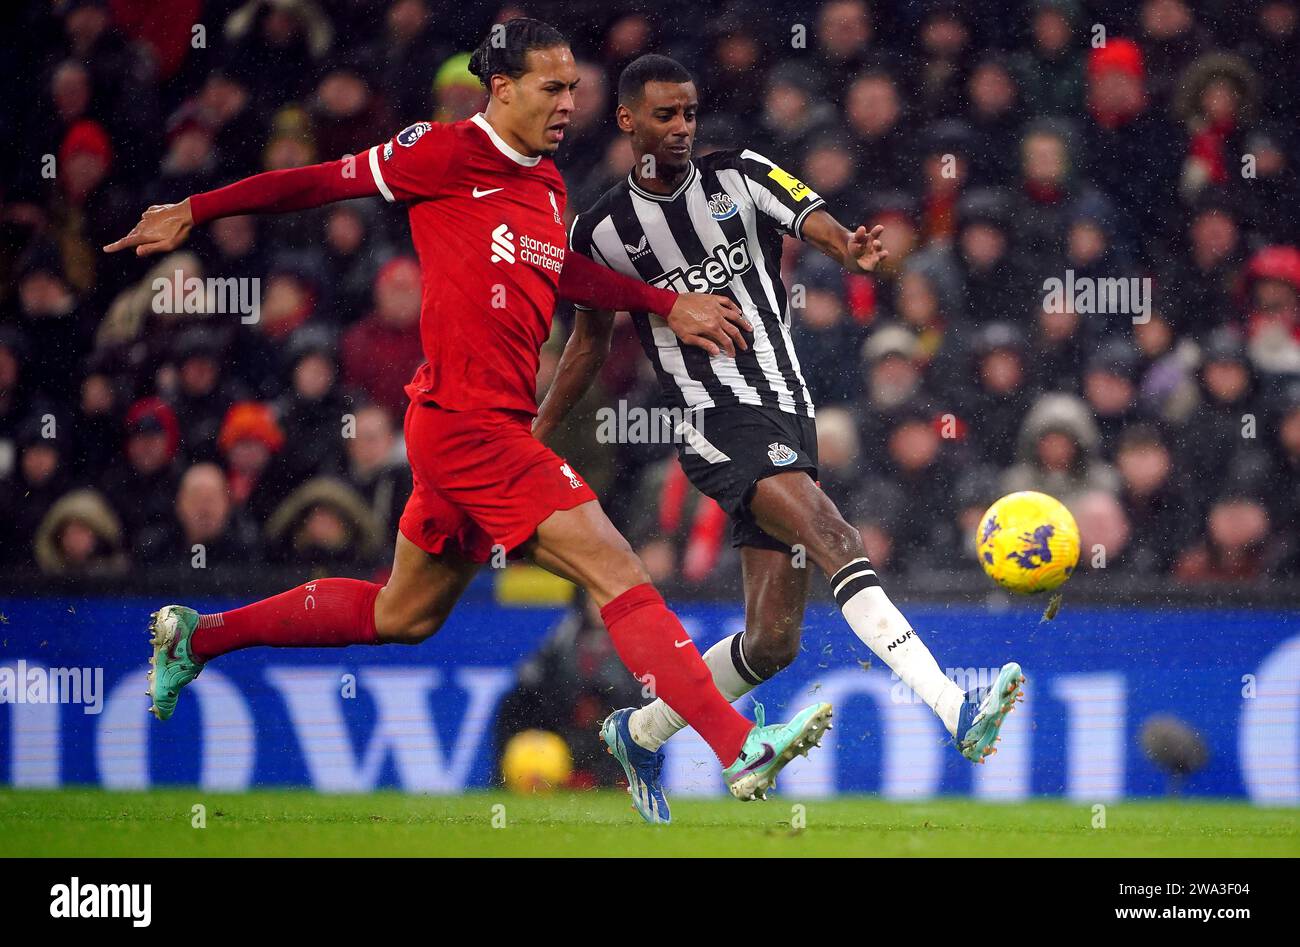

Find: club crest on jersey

[382,141,394,161]
[548,190,562,224]
[767,443,798,467]
[397,122,431,147]
[708,192,739,220]
[560,463,583,488]
[649,236,752,293]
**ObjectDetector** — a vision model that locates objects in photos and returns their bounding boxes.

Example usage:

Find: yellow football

[501,729,573,794]
[977,491,1080,594]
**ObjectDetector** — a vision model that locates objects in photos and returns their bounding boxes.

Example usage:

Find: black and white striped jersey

[569,149,826,418]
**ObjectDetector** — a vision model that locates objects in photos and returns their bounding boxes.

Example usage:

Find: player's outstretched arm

[557,249,751,357]
[800,211,888,275]
[103,157,378,257]
[533,309,616,445]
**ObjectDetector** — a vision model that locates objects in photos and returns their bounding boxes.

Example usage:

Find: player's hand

[847,224,888,273]
[103,199,195,256]
[667,293,751,358]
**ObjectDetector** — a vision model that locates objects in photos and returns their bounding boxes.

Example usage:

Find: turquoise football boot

[147,605,204,721]
[722,701,833,801]
[955,662,1026,763]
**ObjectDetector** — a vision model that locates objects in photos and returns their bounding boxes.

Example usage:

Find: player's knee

[744,618,803,675]
[588,547,653,605]
[808,510,866,570]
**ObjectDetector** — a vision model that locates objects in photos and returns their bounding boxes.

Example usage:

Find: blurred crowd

[1,0,1298,586]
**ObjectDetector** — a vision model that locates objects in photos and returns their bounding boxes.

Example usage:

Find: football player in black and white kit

[536,54,1024,823]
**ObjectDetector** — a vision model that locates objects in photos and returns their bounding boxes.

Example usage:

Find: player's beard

[656,152,691,183]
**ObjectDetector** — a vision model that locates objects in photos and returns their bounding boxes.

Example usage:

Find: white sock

[629,632,762,751]
[831,557,965,736]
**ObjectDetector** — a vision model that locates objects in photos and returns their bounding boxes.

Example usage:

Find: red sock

[191,578,382,662]
[600,584,752,766]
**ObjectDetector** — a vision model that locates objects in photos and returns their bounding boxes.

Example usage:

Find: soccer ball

[976,491,1080,594]
[501,729,573,794]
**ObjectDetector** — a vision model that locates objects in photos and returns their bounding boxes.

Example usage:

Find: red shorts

[397,400,597,563]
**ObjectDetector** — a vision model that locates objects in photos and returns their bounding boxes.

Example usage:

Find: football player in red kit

[103,18,831,813]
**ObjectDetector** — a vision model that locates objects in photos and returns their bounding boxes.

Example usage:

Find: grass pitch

[1,788,1295,857]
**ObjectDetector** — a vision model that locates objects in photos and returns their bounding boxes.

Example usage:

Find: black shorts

[674,404,819,552]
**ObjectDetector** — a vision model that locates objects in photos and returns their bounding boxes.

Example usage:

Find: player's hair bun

[467,47,485,79]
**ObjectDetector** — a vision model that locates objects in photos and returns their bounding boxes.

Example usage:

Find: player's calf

[372,592,451,644]
[373,535,482,644]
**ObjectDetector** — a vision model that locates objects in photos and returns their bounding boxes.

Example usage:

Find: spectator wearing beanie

[101,396,182,552]
[1242,245,1300,375]
[966,322,1036,469]
[217,400,288,521]
[275,326,351,488]
[1079,38,1180,260]
[169,326,248,463]
[54,118,137,283]
[1083,339,1144,460]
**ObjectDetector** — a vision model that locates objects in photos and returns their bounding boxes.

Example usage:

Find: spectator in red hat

[101,396,182,551]
[1080,38,1180,261]
[59,119,113,206]
[341,256,424,423]
[53,119,137,283]
[1243,245,1300,374]
[217,400,288,518]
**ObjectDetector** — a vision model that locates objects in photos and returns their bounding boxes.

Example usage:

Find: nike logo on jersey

[473,187,504,198]
[674,639,691,648]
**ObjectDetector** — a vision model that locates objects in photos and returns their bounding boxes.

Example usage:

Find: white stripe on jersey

[588,215,717,410]
[368,146,395,203]
[696,171,801,413]
[716,168,815,414]
[629,195,764,408]
[737,150,796,232]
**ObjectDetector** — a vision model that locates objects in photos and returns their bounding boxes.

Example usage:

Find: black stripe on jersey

[606,192,736,411]
[706,168,811,416]
[653,184,780,411]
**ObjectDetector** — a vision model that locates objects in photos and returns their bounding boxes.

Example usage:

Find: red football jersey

[365,114,569,415]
